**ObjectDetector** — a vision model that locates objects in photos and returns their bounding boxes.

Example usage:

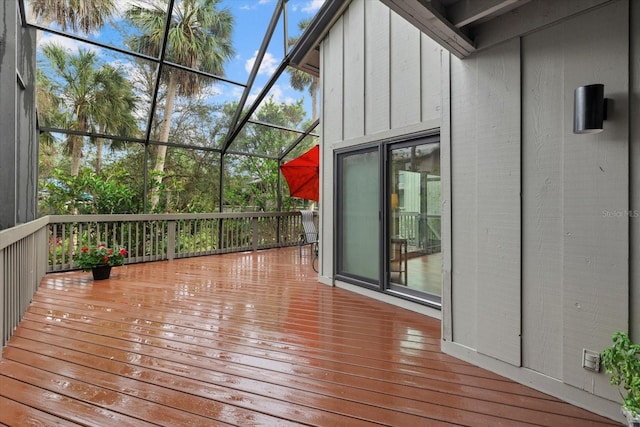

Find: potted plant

[74,243,127,280]
[601,331,640,426]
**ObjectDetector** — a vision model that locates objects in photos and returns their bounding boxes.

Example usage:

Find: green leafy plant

[601,332,640,417]
[74,244,128,271]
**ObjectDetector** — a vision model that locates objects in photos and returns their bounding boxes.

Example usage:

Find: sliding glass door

[387,141,441,303]
[336,134,441,306]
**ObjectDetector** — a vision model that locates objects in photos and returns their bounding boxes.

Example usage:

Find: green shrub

[601,332,640,416]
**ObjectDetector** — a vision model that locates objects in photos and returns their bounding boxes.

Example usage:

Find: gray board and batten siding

[316,0,637,422]
[449,0,634,417]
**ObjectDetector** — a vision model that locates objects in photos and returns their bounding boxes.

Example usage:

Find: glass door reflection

[388,142,441,303]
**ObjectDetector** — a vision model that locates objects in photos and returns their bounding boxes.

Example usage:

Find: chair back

[300,210,318,244]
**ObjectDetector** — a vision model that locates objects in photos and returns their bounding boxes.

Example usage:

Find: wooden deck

[0,247,620,426]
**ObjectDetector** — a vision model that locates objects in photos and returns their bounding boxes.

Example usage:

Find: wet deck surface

[0,247,620,426]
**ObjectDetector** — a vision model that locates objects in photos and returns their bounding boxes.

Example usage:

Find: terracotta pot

[91,265,112,280]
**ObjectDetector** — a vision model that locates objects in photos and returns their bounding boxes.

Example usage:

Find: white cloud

[246,90,260,106]
[239,0,271,10]
[267,85,297,105]
[231,86,246,99]
[245,51,279,76]
[199,84,224,99]
[39,33,99,54]
[301,0,326,13]
[245,84,297,116]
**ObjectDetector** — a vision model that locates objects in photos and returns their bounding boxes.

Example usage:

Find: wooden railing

[1,211,306,351]
[47,212,304,272]
[396,212,441,254]
[0,217,49,347]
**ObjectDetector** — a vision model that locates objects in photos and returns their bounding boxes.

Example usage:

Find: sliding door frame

[334,130,441,308]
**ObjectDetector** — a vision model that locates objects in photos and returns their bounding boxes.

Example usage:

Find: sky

[34,0,325,122]
[221,0,325,108]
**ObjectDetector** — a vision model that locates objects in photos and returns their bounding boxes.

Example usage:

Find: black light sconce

[574,84,608,134]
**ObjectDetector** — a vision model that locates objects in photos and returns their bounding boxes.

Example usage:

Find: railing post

[167,221,176,260]
[252,217,259,251]
[276,216,282,247]
[218,218,224,251]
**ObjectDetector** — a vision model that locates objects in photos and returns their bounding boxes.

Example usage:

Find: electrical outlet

[582,349,601,372]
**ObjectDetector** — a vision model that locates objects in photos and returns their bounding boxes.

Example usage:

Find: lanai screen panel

[23,0,324,214]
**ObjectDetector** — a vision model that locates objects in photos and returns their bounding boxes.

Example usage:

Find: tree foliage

[38,44,138,176]
[125,0,235,210]
[40,167,140,215]
[29,0,116,33]
[287,18,319,120]
[223,96,315,211]
[35,1,317,216]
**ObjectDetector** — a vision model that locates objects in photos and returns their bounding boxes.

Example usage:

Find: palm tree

[91,66,138,173]
[39,44,138,176]
[29,0,116,33]
[35,68,64,145]
[287,18,319,120]
[125,0,235,211]
[36,68,64,177]
[31,0,125,174]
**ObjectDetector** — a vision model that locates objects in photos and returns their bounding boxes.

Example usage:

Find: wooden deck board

[0,247,620,426]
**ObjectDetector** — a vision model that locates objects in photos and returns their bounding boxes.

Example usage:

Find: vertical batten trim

[518,35,524,366]
[362,0,367,135]
[442,48,454,342]
[341,13,345,142]
[419,32,424,123]
[628,0,639,342]
[388,8,392,130]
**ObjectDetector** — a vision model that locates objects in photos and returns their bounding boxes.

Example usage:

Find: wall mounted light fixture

[574,84,608,134]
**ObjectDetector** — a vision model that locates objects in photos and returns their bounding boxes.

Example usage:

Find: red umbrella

[280,145,319,202]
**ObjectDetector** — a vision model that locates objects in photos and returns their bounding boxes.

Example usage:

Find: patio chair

[299,210,318,258]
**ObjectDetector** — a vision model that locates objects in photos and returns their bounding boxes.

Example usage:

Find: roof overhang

[380,0,532,57]
[288,0,533,73]
[288,0,351,77]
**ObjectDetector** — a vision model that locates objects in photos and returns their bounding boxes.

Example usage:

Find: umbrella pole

[277,160,282,212]
[277,161,282,244]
